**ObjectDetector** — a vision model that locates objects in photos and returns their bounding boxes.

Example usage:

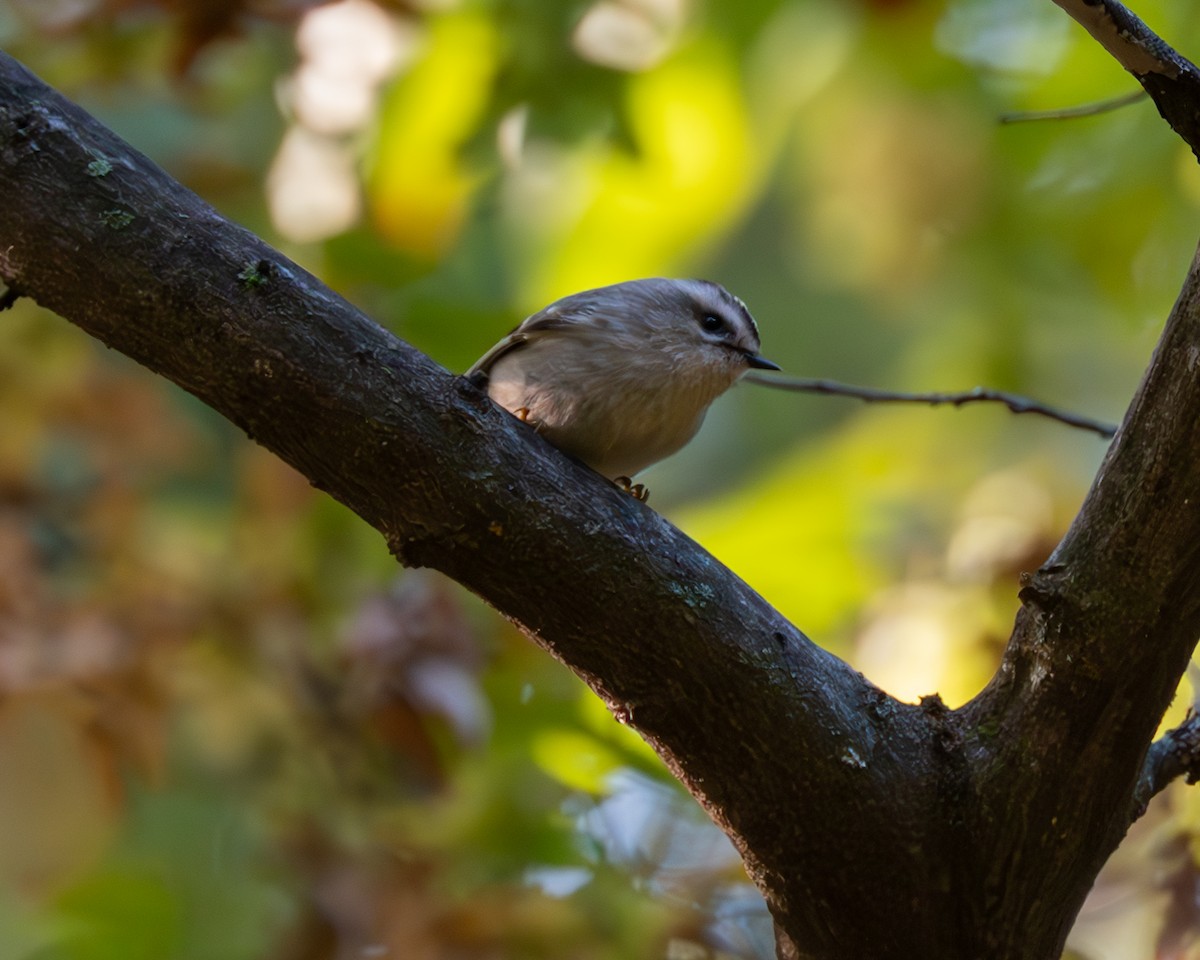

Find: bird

[466,278,778,498]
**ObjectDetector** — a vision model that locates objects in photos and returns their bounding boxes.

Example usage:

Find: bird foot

[614,476,649,502]
[513,407,545,432]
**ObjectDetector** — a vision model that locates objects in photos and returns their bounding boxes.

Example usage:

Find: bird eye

[700,314,725,333]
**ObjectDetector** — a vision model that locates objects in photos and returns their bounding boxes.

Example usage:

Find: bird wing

[465,303,582,380]
[465,330,530,380]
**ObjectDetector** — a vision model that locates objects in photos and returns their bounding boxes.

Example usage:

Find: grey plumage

[468,278,777,481]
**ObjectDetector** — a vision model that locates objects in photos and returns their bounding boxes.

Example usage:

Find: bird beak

[744,353,781,371]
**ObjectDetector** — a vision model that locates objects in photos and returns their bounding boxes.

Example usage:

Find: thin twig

[743,372,1117,439]
[999,89,1147,124]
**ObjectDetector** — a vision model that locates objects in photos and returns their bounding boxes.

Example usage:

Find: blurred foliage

[1,0,1200,956]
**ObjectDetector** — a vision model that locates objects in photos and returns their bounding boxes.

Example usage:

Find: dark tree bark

[2,2,1200,956]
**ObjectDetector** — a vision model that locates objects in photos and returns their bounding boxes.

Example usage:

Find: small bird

[467,278,779,497]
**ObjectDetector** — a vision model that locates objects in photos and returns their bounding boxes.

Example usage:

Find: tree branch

[0,50,954,959]
[1132,710,1200,820]
[1051,0,1200,156]
[956,238,1200,954]
[6,3,1200,948]
[744,372,1117,438]
[998,89,1146,124]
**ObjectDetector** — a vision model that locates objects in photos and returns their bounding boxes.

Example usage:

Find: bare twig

[743,372,1118,439]
[999,90,1146,124]
[1131,710,1200,820]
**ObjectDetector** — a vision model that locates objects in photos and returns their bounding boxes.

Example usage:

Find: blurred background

[0,0,1198,956]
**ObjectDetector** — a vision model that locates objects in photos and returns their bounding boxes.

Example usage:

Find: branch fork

[5,0,1200,952]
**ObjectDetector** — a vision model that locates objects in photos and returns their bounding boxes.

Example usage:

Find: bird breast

[485,335,737,479]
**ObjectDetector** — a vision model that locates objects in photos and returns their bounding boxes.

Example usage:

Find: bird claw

[614,476,649,502]
[514,407,545,432]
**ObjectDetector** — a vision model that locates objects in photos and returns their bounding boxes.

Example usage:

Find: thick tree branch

[0,51,957,959]
[957,241,1200,954]
[7,3,1200,947]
